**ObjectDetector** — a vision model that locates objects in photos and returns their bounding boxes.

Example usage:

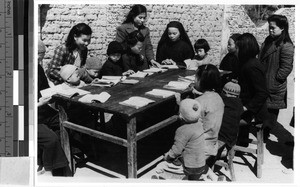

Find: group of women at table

[38,4,294,178]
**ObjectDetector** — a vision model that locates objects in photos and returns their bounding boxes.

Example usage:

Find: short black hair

[194,39,210,53]
[235,33,259,63]
[195,64,221,93]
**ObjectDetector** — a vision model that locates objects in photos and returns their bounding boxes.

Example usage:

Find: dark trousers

[183,165,208,180]
[38,123,68,171]
[265,108,279,130]
[38,105,68,171]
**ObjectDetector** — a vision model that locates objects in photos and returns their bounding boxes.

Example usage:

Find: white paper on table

[143,68,168,73]
[40,84,90,98]
[119,96,155,109]
[129,71,148,78]
[102,76,122,80]
[145,89,177,98]
[78,92,111,103]
[160,65,179,69]
[164,81,191,90]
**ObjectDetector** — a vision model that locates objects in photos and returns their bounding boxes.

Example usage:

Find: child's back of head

[179,98,202,124]
[222,79,240,98]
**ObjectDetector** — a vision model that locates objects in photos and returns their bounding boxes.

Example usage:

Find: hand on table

[122,70,135,76]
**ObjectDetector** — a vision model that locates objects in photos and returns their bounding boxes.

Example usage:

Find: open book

[78,92,111,103]
[119,96,155,109]
[145,89,177,98]
[91,77,121,87]
[40,84,90,98]
[164,81,191,90]
[178,75,195,83]
[129,71,148,78]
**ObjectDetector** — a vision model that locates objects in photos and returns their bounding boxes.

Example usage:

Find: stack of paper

[119,96,155,109]
[164,81,191,90]
[145,89,176,98]
[129,71,148,78]
[78,92,111,103]
[121,79,139,84]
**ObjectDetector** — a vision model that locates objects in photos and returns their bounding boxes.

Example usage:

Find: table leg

[127,118,137,178]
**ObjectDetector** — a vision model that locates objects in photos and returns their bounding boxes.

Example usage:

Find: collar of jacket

[260,42,280,61]
[123,23,147,35]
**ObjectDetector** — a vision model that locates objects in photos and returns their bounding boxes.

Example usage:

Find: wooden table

[52,69,196,178]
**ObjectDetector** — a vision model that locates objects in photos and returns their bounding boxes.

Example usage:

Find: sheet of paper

[119,96,155,109]
[164,81,191,90]
[145,89,176,98]
[160,65,179,69]
[143,68,168,73]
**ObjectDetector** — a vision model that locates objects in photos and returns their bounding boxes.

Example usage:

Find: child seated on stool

[164,98,208,181]
[101,41,134,76]
[218,80,244,151]
[80,57,102,83]
[60,64,86,88]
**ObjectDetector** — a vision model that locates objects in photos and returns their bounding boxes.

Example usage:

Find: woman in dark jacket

[236,33,269,143]
[259,14,294,136]
[116,4,160,67]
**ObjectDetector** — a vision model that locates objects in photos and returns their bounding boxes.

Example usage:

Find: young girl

[236,33,268,141]
[116,4,160,67]
[259,14,294,138]
[122,30,149,72]
[184,39,213,69]
[219,33,241,84]
[193,64,224,157]
[46,23,92,85]
[156,21,194,67]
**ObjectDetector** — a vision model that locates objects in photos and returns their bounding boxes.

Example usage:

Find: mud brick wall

[39,4,295,69]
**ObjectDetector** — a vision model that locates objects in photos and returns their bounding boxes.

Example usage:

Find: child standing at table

[184,39,213,69]
[219,33,241,85]
[164,98,208,180]
[122,30,149,72]
[101,41,134,76]
[59,64,86,88]
[156,21,194,67]
[80,56,102,83]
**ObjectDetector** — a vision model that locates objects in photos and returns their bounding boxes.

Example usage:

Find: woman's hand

[122,69,135,76]
[162,59,174,65]
[150,59,161,68]
[38,96,52,107]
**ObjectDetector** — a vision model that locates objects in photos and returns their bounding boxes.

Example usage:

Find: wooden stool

[233,122,264,178]
[207,141,236,181]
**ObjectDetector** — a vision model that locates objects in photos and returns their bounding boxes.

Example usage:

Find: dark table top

[52,69,196,119]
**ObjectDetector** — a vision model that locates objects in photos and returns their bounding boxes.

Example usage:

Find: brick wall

[39,4,295,69]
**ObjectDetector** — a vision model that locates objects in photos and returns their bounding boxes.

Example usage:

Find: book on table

[90,77,122,87]
[119,96,155,109]
[163,81,191,90]
[145,89,177,98]
[120,79,140,84]
[78,92,111,103]
[160,64,179,69]
[129,71,148,78]
[143,68,168,73]
[40,85,90,98]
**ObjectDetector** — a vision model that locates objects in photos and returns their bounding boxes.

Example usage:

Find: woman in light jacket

[116,4,160,67]
[259,14,294,138]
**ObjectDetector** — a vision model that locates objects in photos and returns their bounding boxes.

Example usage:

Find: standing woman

[46,23,92,85]
[116,4,160,67]
[236,33,269,142]
[259,14,294,137]
[156,21,194,67]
